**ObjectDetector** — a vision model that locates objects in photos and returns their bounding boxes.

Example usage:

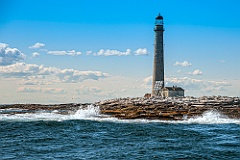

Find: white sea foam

[97,110,240,125]
[0,105,239,124]
[182,110,240,124]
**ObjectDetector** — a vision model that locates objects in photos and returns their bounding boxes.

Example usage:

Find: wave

[0,105,239,124]
[181,110,240,124]
[0,105,99,122]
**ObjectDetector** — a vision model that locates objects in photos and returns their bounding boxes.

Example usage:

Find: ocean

[1,106,239,160]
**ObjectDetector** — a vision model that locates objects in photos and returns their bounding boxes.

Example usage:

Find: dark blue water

[1,108,240,160]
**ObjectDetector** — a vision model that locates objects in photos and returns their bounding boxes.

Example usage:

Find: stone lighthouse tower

[152,14,164,97]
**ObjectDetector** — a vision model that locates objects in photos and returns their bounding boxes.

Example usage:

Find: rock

[96,96,240,120]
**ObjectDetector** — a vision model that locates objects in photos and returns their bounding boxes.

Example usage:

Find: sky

[0,0,240,104]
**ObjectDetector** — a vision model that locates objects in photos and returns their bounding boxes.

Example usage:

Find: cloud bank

[17,87,66,94]
[0,63,110,84]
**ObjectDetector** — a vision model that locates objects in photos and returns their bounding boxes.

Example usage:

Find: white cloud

[0,63,56,78]
[32,52,40,58]
[29,42,45,49]
[219,60,226,63]
[174,61,192,67]
[0,43,26,65]
[95,49,131,56]
[56,68,109,83]
[0,43,8,48]
[188,69,203,75]
[0,63,110,84]
[17,87,66,94]
[86,50,93,55]
[134,48,149,55]
[48,50,82,56]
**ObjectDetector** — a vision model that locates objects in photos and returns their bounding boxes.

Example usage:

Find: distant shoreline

[1,96,239,120]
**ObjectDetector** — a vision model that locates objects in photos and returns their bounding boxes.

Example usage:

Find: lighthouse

[152,14,165,97]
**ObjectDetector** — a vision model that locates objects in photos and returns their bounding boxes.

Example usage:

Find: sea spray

[183,110,240,124]
[104,111,240,125]
[70,104,100,120]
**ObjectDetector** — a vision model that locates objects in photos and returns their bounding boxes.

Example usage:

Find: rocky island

[1,96,239,121]
[96,96,240,120]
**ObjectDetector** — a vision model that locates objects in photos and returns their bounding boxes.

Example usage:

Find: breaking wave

[0,105,99,122]
[0,105,239,124]
[182,110,240,124]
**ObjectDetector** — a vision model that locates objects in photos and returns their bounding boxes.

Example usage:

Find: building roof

[164,86,184,91]
[156,14,163,20]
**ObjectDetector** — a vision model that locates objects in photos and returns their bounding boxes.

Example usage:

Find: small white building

[163,86,184,97]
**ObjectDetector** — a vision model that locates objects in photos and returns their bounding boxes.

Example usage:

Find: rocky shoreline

[1,96,239,121]
[96,96,240,120]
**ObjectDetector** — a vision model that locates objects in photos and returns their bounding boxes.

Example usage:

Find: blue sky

[0,0,239,103]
